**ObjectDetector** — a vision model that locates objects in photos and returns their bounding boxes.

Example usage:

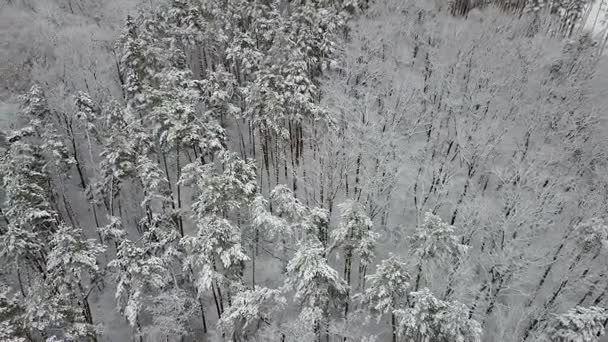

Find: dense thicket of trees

[1,0,608,341]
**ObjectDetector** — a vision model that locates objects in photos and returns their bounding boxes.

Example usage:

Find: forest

[1,0,608,341]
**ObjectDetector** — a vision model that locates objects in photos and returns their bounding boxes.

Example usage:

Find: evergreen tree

[0,136,57,268]
[19,86,73,174]
[409,212,468,291]
[179,152,256,318]
[0,86,67,277]
[182,151,257,217]
[97,216,127,247]
[330,200,377,288]
[270,185,309,223]
[359,255,411,342]
[117,14,153,118]
[250,195,289,240]
[285,239,348,339]
[96,101,138,214]
[218,286,286,340]
[46,224,106,340]
[181,216,249,292]
[108,239,168,328]
[547,306,608,342]
[394,288,481,342]
[143,287,198,339]
[0,286,26,342]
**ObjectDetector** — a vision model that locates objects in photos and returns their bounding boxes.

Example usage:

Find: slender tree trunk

[274,137,280,186]
[319,158,325,206]
[414,263,423,291]
[135,315,144,342]
[60,184,77,227]
[199,298,208,334]
[450,165,473,225]
[391,311,397,342]
[252,240,256,287]
[176,146,184,236]
[354,154,361,200]
[83,296,98,342]
[91,203,103,243]
[343,248,353,318]
[211,283,223,318]
[161,152,180,231]
[65,118,88,190]
[289,121,297,192]
[234,115,248,160]
[16,262,27,298]
[358,263,368,291]
[263,131,271,192]
[250,121,256,160]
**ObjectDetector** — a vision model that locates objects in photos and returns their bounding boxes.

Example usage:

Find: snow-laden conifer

[547,306,608,342]
[394,288,481,342]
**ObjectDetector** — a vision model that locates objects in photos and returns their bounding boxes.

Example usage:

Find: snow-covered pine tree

[226,30,264,83]
[108,238,168,333]
[250,195,289,243]
[180,216,249,319]
[409,212,468,291]
[96,101,138,217]
[137,212,198,340]
[105,158,179,340]
[303,207,332,249]
[179,151,256,318]
[269,185,332,243]
[182,151,257,217]
[191,70,232,156]
[72,91,109,236]
[218,285,286,340]
[359,255,411,342]
[46,224,106,340]
[0,285,26,342]
[19,86,74,175]
[330,200,377,288]
[151,33,224,164]
[0,86,110,341]
[285,239,348,340]
[328,200,377,319]
[74,92,100,140]
[248,194,289,286]
[270,185,309,223]
[0,86,68,281]
[117,14,153,119]
[394,288,482,342]
[0,134,58,270]
[97,215,127,249]
[143,287,198,339]
[268,184,332,272]
[546,306,608,342]
[135,154,177,236]
[198,69,236,117]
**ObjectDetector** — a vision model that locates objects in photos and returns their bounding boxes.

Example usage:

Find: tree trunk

[211,283,223,318]
[391,311,397,342]
[343,249,353,318]
[161,152,180,232]
[199,298,208,334]
[414,263,423,291]
[176,146,184,236]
